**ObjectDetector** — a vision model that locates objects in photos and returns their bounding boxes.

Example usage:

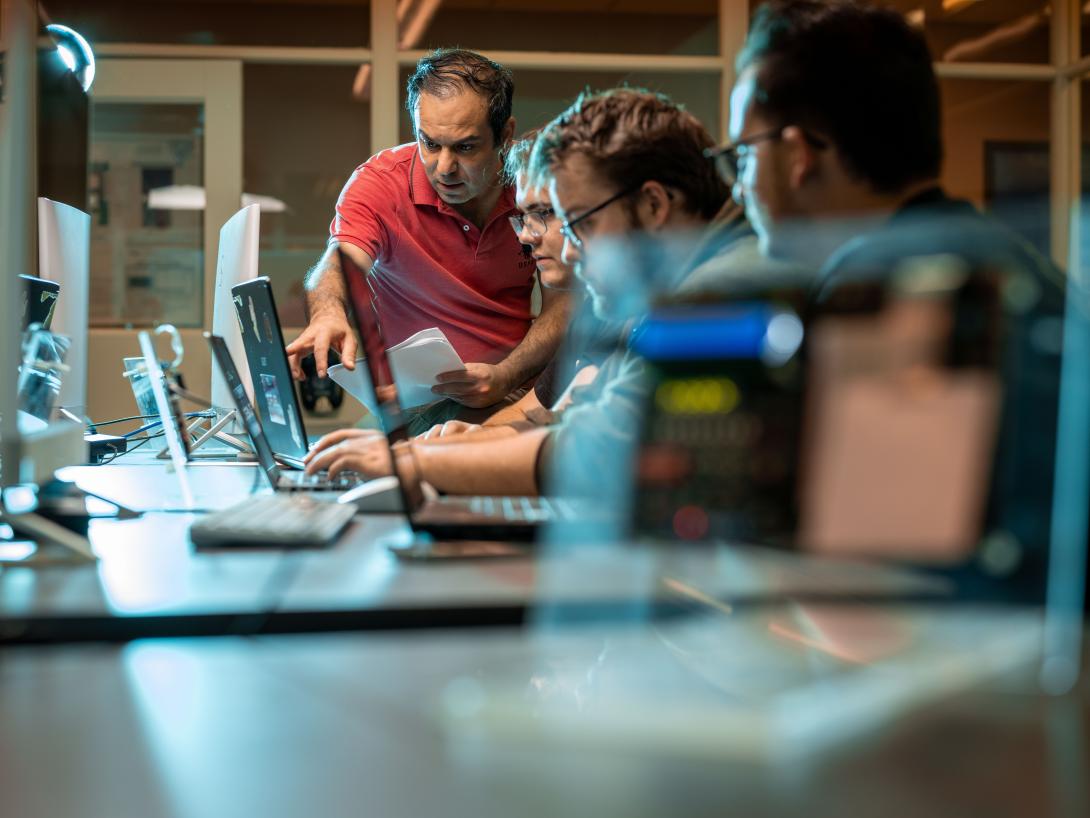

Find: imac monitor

[37,198,89,415]
[211,204,261,417]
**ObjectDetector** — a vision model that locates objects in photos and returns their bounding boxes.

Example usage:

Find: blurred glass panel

[941,78,1051,257]
[244,64,371,328]
[88,102,204,328]
[398,68,722,144]
[418,2,718,56]
[41,0,371,48]
[747,0,1050,64]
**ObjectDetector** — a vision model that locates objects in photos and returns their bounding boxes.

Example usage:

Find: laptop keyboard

[466,495,575,522]
[282,470,364,491]
[190,494,356,548]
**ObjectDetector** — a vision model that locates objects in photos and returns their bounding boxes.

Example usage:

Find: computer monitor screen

[19,275,60,330]
[231,276,308,460]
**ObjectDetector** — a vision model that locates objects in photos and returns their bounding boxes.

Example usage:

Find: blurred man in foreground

[723,0,1064,573]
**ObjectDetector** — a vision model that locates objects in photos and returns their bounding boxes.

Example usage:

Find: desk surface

[0,605,1081,818]
[0,459,949,642]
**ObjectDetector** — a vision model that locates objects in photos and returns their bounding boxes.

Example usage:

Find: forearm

[481,387,546,426]
[409,427,550,496]
[494,289,572,388]
[412,424,524,446]
[304,242,358,319]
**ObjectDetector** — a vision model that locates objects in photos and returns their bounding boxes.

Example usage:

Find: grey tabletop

[0,459,948,642]
[0,603,1081,818]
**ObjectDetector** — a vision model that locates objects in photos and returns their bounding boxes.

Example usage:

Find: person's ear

[500,117,516,149]
[781,125,820,190]
[639,180,674,231]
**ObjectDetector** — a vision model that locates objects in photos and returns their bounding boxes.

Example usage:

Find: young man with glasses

[722,0,1065,583]
[285,49,571,434]
[421,135,604,437]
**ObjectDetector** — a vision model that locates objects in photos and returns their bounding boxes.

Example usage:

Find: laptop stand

[157,407,254,460]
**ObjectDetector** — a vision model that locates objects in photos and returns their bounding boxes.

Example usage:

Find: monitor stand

[0,509,95,564]
[0,479,136,564]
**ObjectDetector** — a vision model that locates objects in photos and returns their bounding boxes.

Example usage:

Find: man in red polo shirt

[286,49,571,431]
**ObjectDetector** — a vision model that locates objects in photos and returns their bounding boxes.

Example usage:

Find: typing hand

[304,428,393,479]
[431,363,513,409]
[304,428,385,471]
[419,420,483,440]
[286,309,358,380]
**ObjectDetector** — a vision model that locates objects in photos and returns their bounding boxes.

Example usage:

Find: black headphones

[297,351,345,415]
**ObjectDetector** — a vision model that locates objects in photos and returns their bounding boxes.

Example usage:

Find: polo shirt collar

[409,148,440,207]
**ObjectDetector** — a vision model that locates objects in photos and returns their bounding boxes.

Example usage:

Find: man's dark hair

[737,0,942,194]
[406,48,515,146]
[530,87,728,220]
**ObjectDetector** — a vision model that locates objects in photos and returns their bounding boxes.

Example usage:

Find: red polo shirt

[329,143,536,364]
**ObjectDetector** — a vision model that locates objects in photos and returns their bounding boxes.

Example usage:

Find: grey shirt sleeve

[543,351,648,502]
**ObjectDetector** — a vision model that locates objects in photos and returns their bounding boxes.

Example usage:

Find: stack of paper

[327,327,465,413]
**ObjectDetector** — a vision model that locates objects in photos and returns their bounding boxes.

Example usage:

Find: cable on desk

[85,413,159,432]
[96,431,165,465]
[88,410,216,436]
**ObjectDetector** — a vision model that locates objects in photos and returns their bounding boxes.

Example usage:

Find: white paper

[327,327,465,413]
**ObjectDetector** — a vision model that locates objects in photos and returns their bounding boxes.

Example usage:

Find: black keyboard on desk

[190,494,356,548]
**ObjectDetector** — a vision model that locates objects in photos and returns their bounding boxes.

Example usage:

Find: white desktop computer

[211,204,260,428]
[37,197,90,416]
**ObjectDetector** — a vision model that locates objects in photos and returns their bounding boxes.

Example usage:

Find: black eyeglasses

[508,209,554,239]
[560,184,642,248]
[704,127,828,185]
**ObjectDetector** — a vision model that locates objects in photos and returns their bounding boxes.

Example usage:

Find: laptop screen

[205,332,283,489]
[230,277,309,461]
[337,248,427,512]
[20,275,60,330]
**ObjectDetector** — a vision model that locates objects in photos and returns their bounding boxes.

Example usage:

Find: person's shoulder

[359,142,417,175]
[341,143,417,203]
[347,143,417,186]
[677,233,814,300]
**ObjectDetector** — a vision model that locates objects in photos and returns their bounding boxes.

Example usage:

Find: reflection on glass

[442,605,1043,762]
[89,102,204,327]
[18,326,71,424]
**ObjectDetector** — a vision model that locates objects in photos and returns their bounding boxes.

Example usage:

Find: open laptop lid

[231,277,309,463]
[205,331,284,490]
[337,248,427,515]
[139,329,195,507]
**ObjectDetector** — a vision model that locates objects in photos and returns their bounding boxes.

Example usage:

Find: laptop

[231,277,310,468]
[20,275,60,330]
[205,332,363,493]
[337,248,582,542]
